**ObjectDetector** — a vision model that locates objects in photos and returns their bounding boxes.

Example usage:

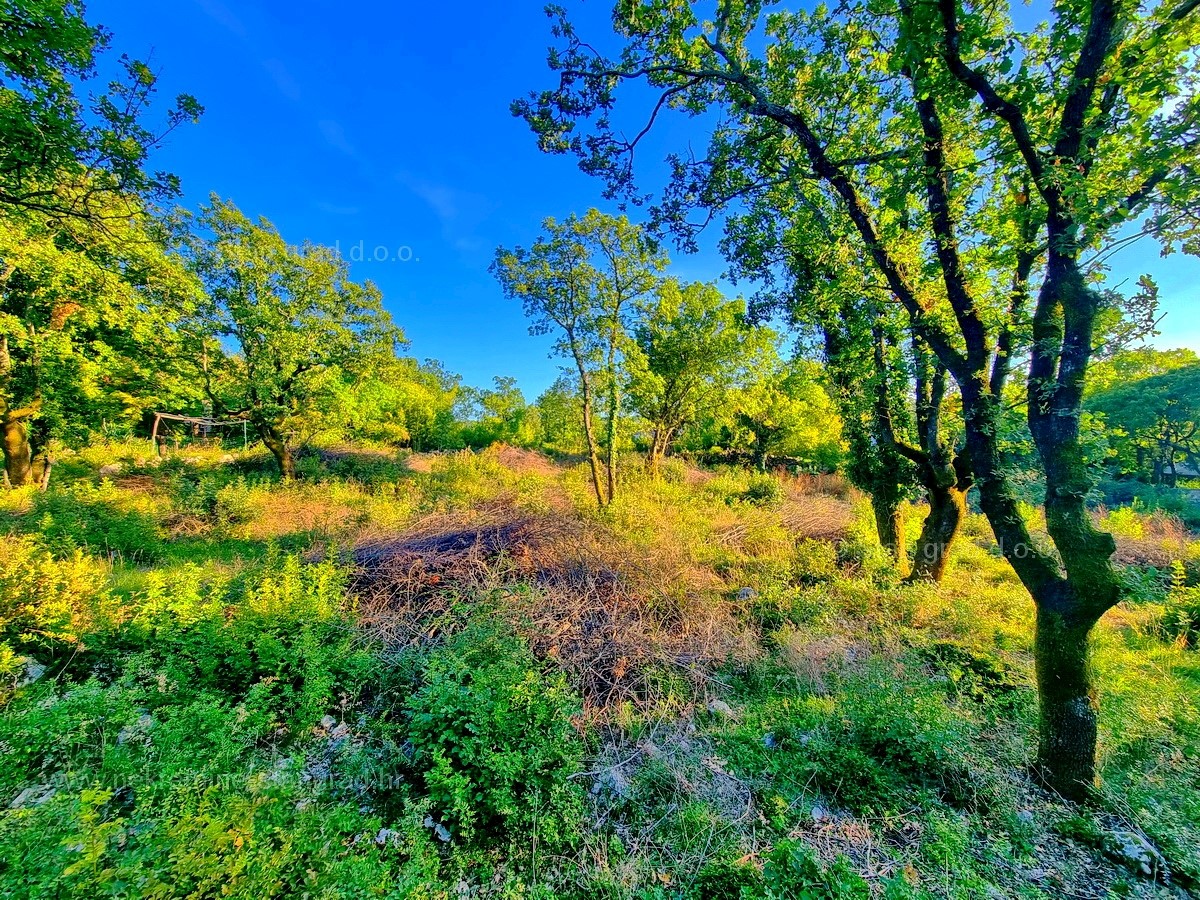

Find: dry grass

[242,485,364,540]
[1109,511,1193,567]
[778,495,856,542]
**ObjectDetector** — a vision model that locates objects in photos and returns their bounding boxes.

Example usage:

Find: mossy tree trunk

[908,480,967,582]
[257,418,296,479]
[1033,602,1101,794]
[870,492,908,575]
[2,413,33,487]
[900,345,971,584]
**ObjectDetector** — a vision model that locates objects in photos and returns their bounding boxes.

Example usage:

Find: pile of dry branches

[351,504,756,709]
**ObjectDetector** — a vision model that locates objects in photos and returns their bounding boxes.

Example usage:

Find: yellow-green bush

[0,535,119,651]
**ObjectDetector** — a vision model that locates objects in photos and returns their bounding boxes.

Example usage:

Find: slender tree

[492,210,664,505]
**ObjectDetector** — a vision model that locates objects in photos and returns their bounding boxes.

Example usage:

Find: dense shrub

[32,482,163,563]
[1162,581,1200,648]
[0,535,118,666]
[740,473,786,507]
[404,622,585,848]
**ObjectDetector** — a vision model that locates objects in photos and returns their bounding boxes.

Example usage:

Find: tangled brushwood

[351,504,757,708]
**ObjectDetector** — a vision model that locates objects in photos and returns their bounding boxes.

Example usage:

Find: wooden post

[151,413,162,456]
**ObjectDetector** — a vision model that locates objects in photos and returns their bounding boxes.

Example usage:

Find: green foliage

[493,209,666,505]
[792,539,840,586]
[0,198,202,484]
[32,480,163,562]
[0,0,202,220]
[1087,359,1200,485]
[0,533,115,658]
[1162,580,1200,649]
[756,841,873,899]
[740,473,786,507]
[459,376,540,448]
[728,357,844,472]
[404,622,585,849]
[626,279,774,468]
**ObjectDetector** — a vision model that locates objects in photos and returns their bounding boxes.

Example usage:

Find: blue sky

[91,0,1200,398]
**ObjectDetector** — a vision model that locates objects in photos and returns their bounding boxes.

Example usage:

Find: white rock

[98,463,122,477]
[18,657,46,687]
[1114,831,1166,877]
[9,785,55,808]
[706,699,736,718]
[423,816,452,842]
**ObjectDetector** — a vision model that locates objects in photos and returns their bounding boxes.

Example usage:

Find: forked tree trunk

[646,424,675,476]
[258,421,296,479]
[908,483,968,583]
[1033,603,1100,798]
[2,416,33,487]
[871,493,908,577]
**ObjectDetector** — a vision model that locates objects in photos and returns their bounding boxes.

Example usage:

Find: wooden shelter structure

[150,412,250,453]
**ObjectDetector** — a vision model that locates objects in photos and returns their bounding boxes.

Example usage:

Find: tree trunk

[605,368,618,505]
[907,483,967,583]
[871,493,908,577]
[259,422,296,479]
[2,416,33,487]
[579,380,606,507]
[646,425,674,477]
[1033,603,1099,802]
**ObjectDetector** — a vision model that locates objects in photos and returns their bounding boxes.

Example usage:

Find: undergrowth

[0,443,1197,897]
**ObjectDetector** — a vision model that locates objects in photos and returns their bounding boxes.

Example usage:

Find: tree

[626,278,770,473]
[1089,362,1200,485]
[191,199,403,478]
[0,196,199,486]
[521,0,1200,797]
[736,210,972,581]
[0,0,202,222]
[535,375,587,453]
[731,354,842,473]
[492,210,664,506]
[459,376,540,448]
[1086,346,1198,398]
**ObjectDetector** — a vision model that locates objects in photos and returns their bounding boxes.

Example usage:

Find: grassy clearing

[1,442,1198,898]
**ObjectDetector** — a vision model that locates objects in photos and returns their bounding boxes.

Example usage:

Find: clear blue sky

[91,0,1200,398]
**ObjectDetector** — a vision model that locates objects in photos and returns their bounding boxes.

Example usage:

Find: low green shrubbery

[404,622,585,850]
[32,482,164,563]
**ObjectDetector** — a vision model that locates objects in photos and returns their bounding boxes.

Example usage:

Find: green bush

[121,553,372,735]
[404,622,585,849]
[166,471,258,525]
[755,841,875,899]
[1162,582,1200,648]
[740,474,785,507]
[792,539,840,586]
[0,535,118,657]
[32,482,163,563]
